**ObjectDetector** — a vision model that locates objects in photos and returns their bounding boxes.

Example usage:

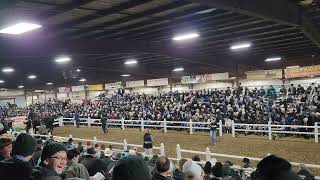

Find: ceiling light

[0,80,4,83]
[0,22,42,35]
[28,75,37,79]
[230,43,252,50]
[265,57,282,62]
[18,85,24,89]
[286,65,300,69]
[46,82,53,85]
[2,67,14,73]
[55,57,71,63]
[79,78,86,82]
[173,67,184,72]
[76,69,81,72]
[195,8,216,14]
[121,74,131,77]
[124,59,138,65]
[173,33,200,41]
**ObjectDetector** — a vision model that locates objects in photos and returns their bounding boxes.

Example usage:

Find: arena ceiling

[0,0,320,89]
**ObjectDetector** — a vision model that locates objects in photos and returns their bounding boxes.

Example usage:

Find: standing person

[25,109,34,134]
[209,117,217,144]
[143,128,154,156]
[101,112,108,134]
[74,111,80,128]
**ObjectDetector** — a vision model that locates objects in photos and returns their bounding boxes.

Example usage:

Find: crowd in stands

[0,83,320,135]
[0,132,317,180]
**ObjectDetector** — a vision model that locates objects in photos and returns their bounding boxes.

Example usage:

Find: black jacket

[81,157,108,176]
[172,169,185,180]
[0,156,35,180]
[152,173,172,180]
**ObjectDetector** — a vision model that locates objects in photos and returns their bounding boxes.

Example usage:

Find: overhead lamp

[0,80,4,83]
[76,68,81,72]
[2,67,14,73]
[0,22,42,35]
[46,82,53,85]
[79,78,86,82]
[286,65,300,69]
[28,75,37,79]
[18,85,24,89]
[173,67,184,72]
[172,33,200,41]
[265,57,282,62]
[121,74,131,77]
[195,8,216,14]
[230,42,252,50]
[55,56,71,63]
[124,59,138,65]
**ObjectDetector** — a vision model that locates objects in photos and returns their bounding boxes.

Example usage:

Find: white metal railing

[53,117,319,143]
[26,133,320,178]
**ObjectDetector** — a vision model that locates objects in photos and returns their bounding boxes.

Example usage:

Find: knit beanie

[41,142,67,165]
[113,155,150,180]
[12,133,36,157]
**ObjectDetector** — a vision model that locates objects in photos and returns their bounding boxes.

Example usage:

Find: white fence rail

[28,133,320,179]
[53,117,319,143]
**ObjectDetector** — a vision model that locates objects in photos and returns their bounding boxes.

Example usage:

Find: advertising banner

[181,74,207,84]
[9,116,27,129]
[88,84,103,91]
[246,69,282,80]
[105,82,122,90]
[147,78,169,86]
[58,87,71,93]
[207,72,229,81]
[285,65,320,78]
[126,80,145,88]
[71,85,85,92]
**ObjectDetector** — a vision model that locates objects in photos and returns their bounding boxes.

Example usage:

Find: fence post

[123,139,128,150]
[164,119,167,133]
[93,136,97,146]
[88,117,91,128]
[73,118,76,127]
[268,121,272,140]
[205,147,211,161]
[59,118,63,127]
[176,144,182,159]
[219,120,223,137]
[189,119,193,135]
[160,143,165,156]
[231,120,235,137]
[315,123,319,143]
[69,134,73,139]
[121,119,125,130]
[141,119,144,132]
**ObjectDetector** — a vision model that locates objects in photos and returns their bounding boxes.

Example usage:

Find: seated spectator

[81,147,108,176]
[77,141,83,154]
[173,158,186,180]
[182,160,204,180]
[192,154,201,162]
[0,133,36,180]
[113,155,150,180]
[297,163,315,180]
[0,134,13,161]
[203,161,212,180]
[242,158,251,168]
[32,139,44,166]
[257,154,301,180]
[64,148,90,180]
[211,162,223,179]
[39,142,68,179]
[152,156,172,180]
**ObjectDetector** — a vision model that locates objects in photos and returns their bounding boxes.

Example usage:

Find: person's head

[257,155,292,180]
[179,158,188,170]
[67,148,80,162]
[203,161,212,175]
[12,133,36,161]
[85,147,97,157]
[112,155,150,180]
[242,158,250,166]
[156,156,171,176]
[299,163,307,171]
[0,134,13,158]
[41,142,67,174]
[212,162,223,178]
[192,154,200,162]
[182,160,203,180]
[145,128,150,134]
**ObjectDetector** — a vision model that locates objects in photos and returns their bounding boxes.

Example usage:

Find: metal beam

[64,1,190,37]
[187,0,300,26]
[0,0,18,10]
[300,14,320,47]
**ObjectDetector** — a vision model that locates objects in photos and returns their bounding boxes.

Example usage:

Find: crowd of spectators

[1,83,320,135]
[0,132,316,180]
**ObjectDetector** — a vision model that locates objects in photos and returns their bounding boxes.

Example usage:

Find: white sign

[207,72,229,81]
[126,80,145,88]
[72,85,85,92]
[147,78,169,86]
[58,87,71,93]
[105,82,122,90]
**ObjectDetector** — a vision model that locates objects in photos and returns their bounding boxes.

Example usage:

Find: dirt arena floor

[53,126,320,175]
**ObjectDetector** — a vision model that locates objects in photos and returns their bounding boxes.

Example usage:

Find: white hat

[182,160,202,179]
